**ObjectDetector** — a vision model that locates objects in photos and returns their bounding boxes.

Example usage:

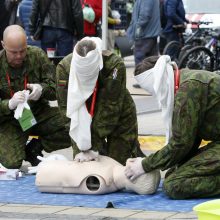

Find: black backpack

[160,0,167,28]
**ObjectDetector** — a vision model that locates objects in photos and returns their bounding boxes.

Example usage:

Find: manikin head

[1,25,27,68]
[36,155,160,195]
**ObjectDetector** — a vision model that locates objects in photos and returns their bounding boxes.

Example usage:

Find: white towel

[14,90,30,119]
[66,37,103,151]
[135,55,176,144]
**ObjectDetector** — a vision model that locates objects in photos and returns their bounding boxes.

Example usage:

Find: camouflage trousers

[0,107,71,169]
[163,141,220,199]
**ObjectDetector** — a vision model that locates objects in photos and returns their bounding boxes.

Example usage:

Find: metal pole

[102,0,108,50]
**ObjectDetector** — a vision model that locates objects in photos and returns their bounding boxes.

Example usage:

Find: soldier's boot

[25,138,43,166]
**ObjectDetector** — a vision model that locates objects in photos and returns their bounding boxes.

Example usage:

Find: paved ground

[0,204,197,220]
[0,56,199,220]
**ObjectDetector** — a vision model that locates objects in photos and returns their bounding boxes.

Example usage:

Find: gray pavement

[0,56,199,220]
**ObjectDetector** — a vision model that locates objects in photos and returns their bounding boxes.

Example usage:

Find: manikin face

[1,37,27,68]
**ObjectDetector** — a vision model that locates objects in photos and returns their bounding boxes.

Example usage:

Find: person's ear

[1,41,5,50]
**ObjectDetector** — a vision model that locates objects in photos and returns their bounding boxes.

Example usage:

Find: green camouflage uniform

[141,69,220,199]
[0,46,71,168]
[56,51,144,165]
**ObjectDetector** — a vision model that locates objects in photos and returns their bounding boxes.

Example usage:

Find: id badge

[18,108,37,131]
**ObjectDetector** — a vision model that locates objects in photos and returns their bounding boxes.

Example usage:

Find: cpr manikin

[35,155,160,195]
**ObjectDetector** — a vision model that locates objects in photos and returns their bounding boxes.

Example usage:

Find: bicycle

[178,30,220,71]
[162,21,212,63]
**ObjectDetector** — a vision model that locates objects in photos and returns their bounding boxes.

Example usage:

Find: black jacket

[5,0,22,25]
[0,0,10,47]
[29,0,84,39]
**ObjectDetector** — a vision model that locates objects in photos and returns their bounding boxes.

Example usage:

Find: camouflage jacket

[142,69,220,172]
[0,46,57,123]
[56,51,139,158]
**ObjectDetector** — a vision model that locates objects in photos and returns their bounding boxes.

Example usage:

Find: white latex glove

[125,157,145,181]
[27,83,42,101]
[28,154,68,174]
[74,150,99,162]
[14,90,30,119]
[8,91,26,110]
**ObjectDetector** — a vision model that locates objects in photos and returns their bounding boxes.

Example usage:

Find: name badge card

[18,108,37,131]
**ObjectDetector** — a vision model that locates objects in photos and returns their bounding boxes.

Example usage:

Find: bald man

[0,25,71,169]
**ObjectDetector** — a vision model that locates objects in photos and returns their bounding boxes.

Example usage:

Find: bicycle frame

[205,34,220,71]
[183,21,212,46]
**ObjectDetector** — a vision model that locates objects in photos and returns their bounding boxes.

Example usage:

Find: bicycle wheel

[162,41,181,63]
[178,44,193,60]
[179,46,214,71]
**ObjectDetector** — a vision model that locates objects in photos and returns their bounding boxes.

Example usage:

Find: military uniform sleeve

[142,80,206,172]
[32,48,57,100]
[56,55,72,117]
[0,53,14,116]
[56,54,79,155]
[0,99,11,116]
[91,54,126,152]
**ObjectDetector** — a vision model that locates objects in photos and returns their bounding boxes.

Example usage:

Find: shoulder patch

[58,80,67,86]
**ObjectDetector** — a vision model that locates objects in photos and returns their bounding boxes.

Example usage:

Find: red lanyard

[87,81,98,117]
[6,72,28,97]
[174,68,180,94]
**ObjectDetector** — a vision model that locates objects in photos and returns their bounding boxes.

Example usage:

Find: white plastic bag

[83,5,95,23]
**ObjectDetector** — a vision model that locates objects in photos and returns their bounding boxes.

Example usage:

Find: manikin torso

[36,155,160,195]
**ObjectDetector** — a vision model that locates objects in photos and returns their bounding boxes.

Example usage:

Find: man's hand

[27,83,42,101]
[115,19,121,25]
[8,91,26,110]
[125,157,145,181]
[74,150,99,162]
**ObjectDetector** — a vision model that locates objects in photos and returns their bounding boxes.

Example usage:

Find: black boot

[25,138,43,166]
